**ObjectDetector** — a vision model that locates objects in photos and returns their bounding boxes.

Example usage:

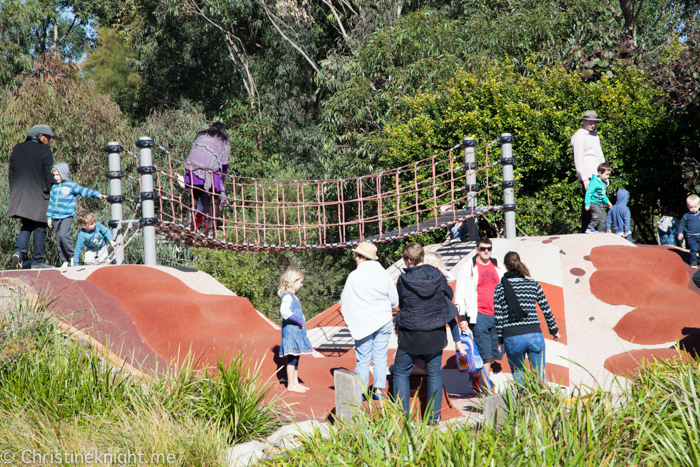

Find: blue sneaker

[585,228,599,234]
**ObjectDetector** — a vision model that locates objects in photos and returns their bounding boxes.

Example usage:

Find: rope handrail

[109,134,515,252]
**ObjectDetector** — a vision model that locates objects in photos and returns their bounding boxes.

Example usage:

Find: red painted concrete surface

[3,264,570,420]
[590,245,700,375]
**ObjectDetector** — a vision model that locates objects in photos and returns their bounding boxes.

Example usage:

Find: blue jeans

[14,218,47,265]
[503,332,546,385]
[392,349,443,423]
[687,235,699,265]
[355,321,393,390]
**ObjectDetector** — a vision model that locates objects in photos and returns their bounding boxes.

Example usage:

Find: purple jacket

[186,134,230,190]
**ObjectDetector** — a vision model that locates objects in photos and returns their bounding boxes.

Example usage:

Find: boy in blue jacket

[678,194,700,268]
[606,189,633,243]
[73,210,117,266]
[47,163,107,267]
[584,163,613,233]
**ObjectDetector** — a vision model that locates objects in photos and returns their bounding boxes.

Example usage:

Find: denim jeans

[355,321,393,390]
[392,349,443,423]
[503,332,546,385]
[687,235,699,265]
[14,218,47,265]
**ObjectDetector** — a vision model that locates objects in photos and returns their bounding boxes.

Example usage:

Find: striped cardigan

[493,277,558,344]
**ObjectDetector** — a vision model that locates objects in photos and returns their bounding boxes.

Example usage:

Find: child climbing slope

[278,268,314,393]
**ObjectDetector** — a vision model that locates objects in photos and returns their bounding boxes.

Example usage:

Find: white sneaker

[61,262,69,268]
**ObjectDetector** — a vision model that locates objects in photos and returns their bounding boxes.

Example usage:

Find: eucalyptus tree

[0,0,116,86]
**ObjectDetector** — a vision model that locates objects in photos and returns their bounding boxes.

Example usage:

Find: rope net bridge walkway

[105,134,516,252]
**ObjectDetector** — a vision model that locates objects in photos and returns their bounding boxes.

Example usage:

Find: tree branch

[184,0,257,102]
[320,0,347,40]
[601,0,624,28]
[257,0,320,73]
[55,16,77,49]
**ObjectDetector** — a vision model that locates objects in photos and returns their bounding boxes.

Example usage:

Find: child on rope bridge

[278,268,314,393]
[73,210,118,266]
[47,163,108,267]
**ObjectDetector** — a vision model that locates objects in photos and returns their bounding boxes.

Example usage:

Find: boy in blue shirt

[606,189,633,243]
[47,163,107,267]
[678,194,700,268]
[73,210,117,266]
[584,163,613,233]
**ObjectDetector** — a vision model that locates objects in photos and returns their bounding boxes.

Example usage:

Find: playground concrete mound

[2,233,698,421]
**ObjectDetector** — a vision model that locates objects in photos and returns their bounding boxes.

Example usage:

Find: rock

[225,441,267,467]
[266,420,330,451]
[334,368,364,421]
[482,392,507,428]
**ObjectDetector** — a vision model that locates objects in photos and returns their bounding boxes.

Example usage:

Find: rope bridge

[104,135,515,255]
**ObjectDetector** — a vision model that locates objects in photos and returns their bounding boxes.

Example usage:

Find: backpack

[456,332,483,373]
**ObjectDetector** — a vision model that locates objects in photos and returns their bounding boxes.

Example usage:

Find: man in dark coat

[8,124,56,268]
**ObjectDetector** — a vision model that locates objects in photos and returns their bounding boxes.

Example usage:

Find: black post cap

[104,144,124,153]
[135,138,155,148]
[498,134,515,144]
[137,165,158,175]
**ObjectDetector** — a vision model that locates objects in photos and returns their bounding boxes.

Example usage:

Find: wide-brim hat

[580,110,601,121]
[352,242,378,260]
[28,124,55,137]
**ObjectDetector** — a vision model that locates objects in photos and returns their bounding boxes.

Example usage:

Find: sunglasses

[478,247,492,252]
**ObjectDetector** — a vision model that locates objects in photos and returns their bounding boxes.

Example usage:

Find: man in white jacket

[340,242,399,400]
[454,237,504,385]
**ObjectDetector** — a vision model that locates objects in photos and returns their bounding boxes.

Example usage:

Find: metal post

[135,137,158,266]
[462,137,479,241]
[499,133,516,239]
[105,142,125,265]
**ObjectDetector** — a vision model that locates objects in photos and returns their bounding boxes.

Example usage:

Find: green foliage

[270,357,700,466]
[82,26,141,110]
[160,353,282,444]
[192,249,272,312]
[0,0,116,86]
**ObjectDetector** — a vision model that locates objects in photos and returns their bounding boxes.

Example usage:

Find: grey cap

[28,124,55,138]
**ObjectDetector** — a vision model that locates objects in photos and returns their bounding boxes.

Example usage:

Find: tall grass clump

[270,358,700,466]
[0,289,283,466]
[156,353,283,443]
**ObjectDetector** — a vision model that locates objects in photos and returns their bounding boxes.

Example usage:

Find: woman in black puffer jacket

[393,242,463,423]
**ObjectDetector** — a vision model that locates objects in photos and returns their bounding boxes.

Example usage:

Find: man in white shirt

[571,110,606,232]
